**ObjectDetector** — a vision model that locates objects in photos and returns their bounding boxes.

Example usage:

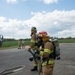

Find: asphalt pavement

[0,43,75,75]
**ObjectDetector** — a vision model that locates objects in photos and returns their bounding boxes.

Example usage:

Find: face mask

[38,37,43,47]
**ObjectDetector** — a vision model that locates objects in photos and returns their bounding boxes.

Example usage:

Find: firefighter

[18,39,21,49]
[28,27,38,71]
[38,31,55,75]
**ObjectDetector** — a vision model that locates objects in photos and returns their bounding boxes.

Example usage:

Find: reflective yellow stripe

[39,46,42,50]
[35,40,38,43]
[44,49,53,54]
[31,46,38,50]
[34,63,38,66]
[42,60,54,66]
[40,51,44,56]
[40,49,53,56]
[44,49,51,54]
[34,46,38,49]
[31,40,38,43]
[31,40,35,43]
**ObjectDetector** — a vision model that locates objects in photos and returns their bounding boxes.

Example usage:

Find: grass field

[58,38,75,43]
[0,40,30,49]
[0,38,75,49]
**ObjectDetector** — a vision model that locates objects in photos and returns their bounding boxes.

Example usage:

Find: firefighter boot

[31,66,37,71]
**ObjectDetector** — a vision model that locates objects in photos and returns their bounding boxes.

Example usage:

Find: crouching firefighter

[28,27,38,71]
[38,31,55,75]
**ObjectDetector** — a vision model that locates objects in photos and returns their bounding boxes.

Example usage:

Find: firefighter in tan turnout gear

[18,39,21,49]
[28,27,38,71]
[38,31,55,75]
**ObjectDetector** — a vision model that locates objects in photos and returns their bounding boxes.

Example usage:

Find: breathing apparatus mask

[37,37,43,48]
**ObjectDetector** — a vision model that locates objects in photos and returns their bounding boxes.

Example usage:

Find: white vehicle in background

[0,35,3,47]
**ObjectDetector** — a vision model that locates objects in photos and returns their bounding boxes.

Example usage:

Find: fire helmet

[38,31,50,41]
[31,27,37,33]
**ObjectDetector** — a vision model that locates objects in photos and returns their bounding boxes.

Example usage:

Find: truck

[0,35,3,47]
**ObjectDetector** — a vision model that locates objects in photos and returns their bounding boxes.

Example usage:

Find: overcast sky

[0,0,75,39]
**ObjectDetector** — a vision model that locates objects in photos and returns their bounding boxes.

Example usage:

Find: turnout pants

[42,64,54,75]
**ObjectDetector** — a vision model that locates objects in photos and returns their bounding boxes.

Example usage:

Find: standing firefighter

[28,27,38,71]
[18,39,21,49]
[38,31,55,75]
